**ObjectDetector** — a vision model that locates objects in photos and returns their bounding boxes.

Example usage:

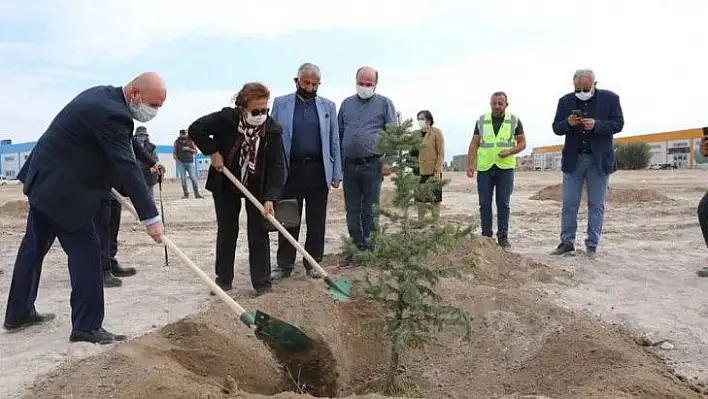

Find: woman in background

[414,110,445,222]
[188,82,286,296]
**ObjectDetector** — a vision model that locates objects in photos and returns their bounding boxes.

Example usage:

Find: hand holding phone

[568,110,583,126]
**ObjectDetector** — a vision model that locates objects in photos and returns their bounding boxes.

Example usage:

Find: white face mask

[246,114,267,126]
[575,90,593,102]
[417,120,427,129]
[128,95,158,122]
[356,85,375,99]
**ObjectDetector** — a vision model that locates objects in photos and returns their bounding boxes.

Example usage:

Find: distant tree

[349,115,473,395]
[615,142,652,169]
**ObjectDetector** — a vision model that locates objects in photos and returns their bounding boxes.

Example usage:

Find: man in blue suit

[550,69,624,257]
[270,63,342,279]
[3,72,166,345]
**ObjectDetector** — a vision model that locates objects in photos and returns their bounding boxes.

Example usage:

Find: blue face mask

[128,94,158,122]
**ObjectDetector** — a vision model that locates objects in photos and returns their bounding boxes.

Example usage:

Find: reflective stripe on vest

[476,112,518,172]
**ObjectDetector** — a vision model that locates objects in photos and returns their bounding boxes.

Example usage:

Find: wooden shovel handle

[110,189,250,320]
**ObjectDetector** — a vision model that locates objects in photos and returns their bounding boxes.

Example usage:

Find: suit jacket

[552,89,624,176]
[187,107,286,201]
[20,85,158,231]
[270,93,342,186]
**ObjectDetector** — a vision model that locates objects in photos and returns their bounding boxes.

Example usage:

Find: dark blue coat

[552,89,624,175]
[18,85,158,231]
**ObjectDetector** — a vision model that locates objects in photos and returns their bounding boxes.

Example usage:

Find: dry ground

[0,170,707,398]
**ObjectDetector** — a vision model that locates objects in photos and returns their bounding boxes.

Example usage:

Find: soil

[4,171,708,399]
[528,183,671,204]
[0,199,28,218]
[26,237,703,398]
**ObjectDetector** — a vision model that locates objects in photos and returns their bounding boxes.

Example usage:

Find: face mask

[356,85,375,99]
[575,90,593,101]
[296,81,317,100]
[246,114,267,126]
[128,95,158,122]
[417,120,427,129]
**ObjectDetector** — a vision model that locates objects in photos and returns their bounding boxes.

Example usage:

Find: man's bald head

[125,72,167,109]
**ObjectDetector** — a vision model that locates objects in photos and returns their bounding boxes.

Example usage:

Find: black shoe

[69,328,127,345]
[181,194,189,199]
[271,265,293,279]
[111,263,136,277]
[103,271,122,288]
[697,267,708,277]
[586,247,597,258]
[209,278,233,296]
[195,193,203,199]
[3,312,56,332]
[497,236,511,249]
[254,285,272,296]
[551,243,575,255]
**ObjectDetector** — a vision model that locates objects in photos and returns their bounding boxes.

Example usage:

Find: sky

[1,0,706,159]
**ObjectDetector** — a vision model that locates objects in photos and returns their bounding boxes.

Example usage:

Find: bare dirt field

[1,170,708,398]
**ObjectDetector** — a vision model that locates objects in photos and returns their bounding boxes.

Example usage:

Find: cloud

[2,0,707,160]
[32,0,439,66]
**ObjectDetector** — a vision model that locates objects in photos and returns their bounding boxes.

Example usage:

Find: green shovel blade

[324,276,352,301]
[253,310,313,353]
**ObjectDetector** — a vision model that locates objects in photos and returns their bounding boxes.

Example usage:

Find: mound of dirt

[0,200,28,218]
[28,238,704,398]
[529,184,671,204]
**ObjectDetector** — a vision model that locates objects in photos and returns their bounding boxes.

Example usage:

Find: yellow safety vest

[476,112,518,172]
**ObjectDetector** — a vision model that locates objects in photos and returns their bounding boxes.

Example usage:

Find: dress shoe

[3,312,56,332]
[103,271,122,288]
[209,278,233,296]
[69,328,127,345]
[111,262,136,277]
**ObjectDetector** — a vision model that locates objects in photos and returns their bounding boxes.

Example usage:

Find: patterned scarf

[236,117,264,185]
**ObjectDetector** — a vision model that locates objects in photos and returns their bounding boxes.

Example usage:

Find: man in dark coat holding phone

[3,72,166,345]
[550,69,624,258]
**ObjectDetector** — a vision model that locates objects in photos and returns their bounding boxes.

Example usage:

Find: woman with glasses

[188,82,286,296]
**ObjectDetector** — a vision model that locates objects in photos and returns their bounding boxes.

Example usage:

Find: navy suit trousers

[4,206,105,333]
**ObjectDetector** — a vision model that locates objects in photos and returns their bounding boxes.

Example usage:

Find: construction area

[1,170,708,398]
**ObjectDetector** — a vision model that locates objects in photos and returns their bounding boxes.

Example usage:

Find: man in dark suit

[100,125,164,288]
[3,72,166,345]
[550,69,624,258]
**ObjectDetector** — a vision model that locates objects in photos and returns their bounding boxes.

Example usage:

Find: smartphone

[703,126,708,136]
[571,109,583,117]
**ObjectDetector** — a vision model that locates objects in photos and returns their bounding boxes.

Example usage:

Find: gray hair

[573,69,595,81]
[297,63,321,79]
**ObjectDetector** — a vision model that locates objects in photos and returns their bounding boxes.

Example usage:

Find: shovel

[110,188,313,353]
[221,168,352,301]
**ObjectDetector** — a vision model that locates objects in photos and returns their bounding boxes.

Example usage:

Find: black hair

[491,91,508,103]
[416,110,434,126]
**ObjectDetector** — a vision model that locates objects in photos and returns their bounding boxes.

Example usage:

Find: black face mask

[294,78,317,100]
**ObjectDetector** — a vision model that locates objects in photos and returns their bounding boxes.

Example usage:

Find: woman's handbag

[263,198,301,232]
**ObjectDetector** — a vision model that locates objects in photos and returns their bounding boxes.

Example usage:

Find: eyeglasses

[574,88,592,93]
[247,108,269,117]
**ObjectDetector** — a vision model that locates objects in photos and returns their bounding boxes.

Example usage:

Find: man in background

[270,62,342,279]
[337,66,396,267]
[133,126,160,201]
[550,69,624,258]
[173,129,202,199]
[101,126,163,288]
[466,92,526,249]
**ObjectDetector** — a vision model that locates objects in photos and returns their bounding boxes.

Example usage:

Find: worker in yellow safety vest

[466,91,527,248]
